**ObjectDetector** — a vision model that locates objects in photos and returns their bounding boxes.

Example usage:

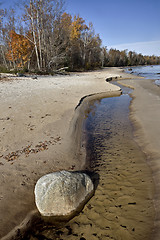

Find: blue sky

[1,0,160,56]
[66,0,160,56]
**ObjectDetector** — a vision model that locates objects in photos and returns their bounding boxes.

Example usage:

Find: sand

[118,77,160,240]
[0,67,160,239]
[47,93,154,240]
[0,68,121,238]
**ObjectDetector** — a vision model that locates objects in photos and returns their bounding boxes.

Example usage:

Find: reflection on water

[27,90,155,240]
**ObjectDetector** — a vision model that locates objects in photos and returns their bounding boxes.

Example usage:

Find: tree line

[0,0,160,73]
[102,48,160,67]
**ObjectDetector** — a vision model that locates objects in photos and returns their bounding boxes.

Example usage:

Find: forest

[0,0,160,73]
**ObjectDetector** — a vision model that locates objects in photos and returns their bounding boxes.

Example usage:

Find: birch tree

[23,0,65,71]
[0,7,8,68]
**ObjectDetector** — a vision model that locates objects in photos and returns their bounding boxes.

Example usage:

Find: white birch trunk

[36,9,43,69]
[30,0,40,70]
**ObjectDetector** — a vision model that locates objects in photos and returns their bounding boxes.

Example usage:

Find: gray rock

[16,73,26,77]
[35,171,94,218]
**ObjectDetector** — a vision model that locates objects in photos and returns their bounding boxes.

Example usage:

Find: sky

[1,0,160,56]
[66,0,160,56]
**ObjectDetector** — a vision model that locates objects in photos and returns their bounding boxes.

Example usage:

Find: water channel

[27,83,155,240]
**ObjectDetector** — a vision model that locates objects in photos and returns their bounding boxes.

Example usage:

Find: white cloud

[108,41,160,56]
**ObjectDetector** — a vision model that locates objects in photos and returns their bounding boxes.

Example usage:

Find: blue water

[126,65,160,86]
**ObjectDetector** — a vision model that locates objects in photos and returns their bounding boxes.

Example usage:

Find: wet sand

[119,77,160,239]
[26,92,155,240]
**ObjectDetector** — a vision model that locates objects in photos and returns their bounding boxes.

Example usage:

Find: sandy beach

[119,77,160,239]
[0,68,122,238]
[0,67,160,239]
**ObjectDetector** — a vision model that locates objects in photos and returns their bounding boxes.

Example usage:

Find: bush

[0,65,10,73]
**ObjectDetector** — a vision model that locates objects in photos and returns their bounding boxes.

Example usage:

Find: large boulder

[35,171,94,219]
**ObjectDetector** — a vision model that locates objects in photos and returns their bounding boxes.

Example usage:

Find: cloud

[108,41,160,56]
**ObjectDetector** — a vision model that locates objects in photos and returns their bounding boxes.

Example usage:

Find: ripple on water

[27,93,155,240]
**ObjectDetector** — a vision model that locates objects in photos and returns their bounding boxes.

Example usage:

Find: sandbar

[119,76,160,240]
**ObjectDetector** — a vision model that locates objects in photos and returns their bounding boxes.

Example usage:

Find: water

[27,85,155,240]
[126,65,160,86]
[83,92,154,240]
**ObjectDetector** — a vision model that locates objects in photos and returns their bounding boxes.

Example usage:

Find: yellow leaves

[6,30,33,67]
[70,15,88,40]
[60,13,89,51]
[61,13,72,30]
[60,13,87,40]
[59,12,90,43]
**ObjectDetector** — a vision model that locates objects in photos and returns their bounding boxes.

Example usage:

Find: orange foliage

[61,12,72,31]
[70,15,88,40]
[60,13,88,41]
[6,30,33,68]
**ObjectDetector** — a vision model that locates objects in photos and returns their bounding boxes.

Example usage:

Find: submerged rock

[35,170,94,218]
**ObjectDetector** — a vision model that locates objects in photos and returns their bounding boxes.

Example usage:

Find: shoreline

[118,75,160,239]
[0,67,159,239]
[0,68,121,238]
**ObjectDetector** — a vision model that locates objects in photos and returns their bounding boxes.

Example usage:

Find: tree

[0,7,8,68]
[1,1,159,72]
[2,8,17,69]
[6,30,33,68]
[23,0,65,71]
[58,14,102,70]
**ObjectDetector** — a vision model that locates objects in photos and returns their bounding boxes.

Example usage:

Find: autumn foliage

[70,15,88,40]
[0,0,159,72]
[6,30,33,68]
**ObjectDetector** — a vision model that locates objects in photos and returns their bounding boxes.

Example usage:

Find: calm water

[27,85,155,240]
[126,65,160,86]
